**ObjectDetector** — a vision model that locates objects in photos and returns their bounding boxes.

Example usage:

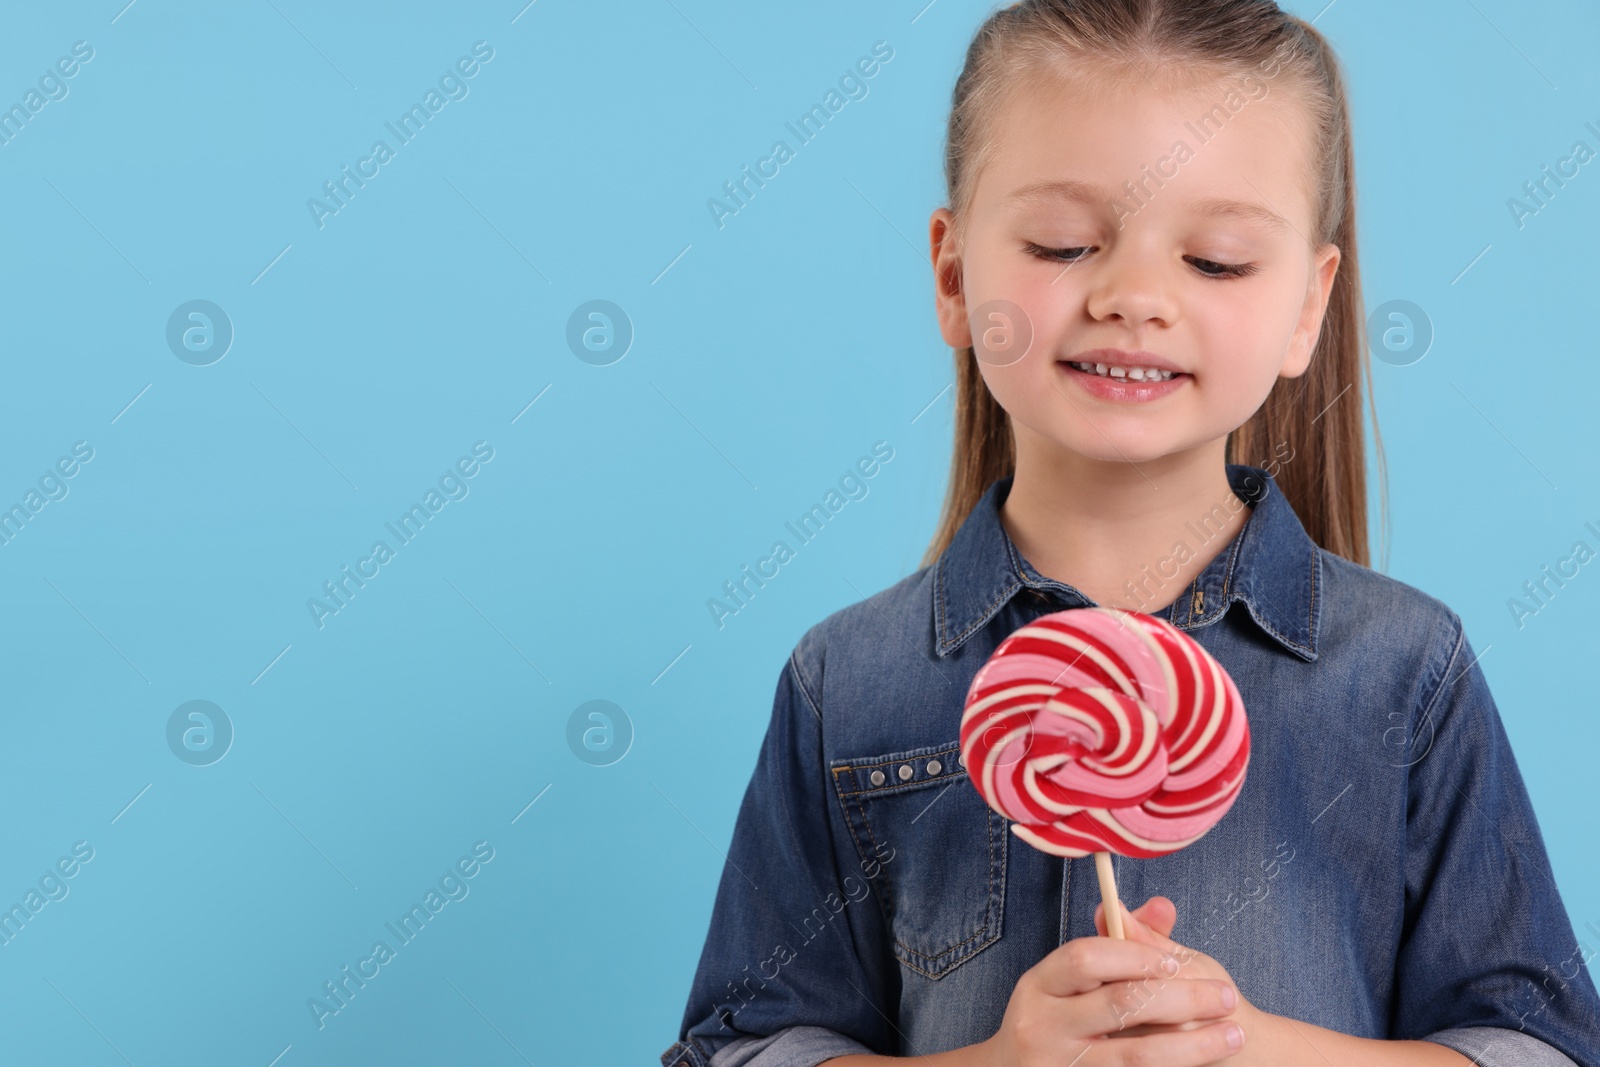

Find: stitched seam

[838,767,960,799]
[789,648,825,723]
[1233,511,1317,653]
[1007,536,1075,602]
[835,772,959,798]
[1219,513,1247,599]
[987,808,1004,945]
[889,813,1005,976]
[834,745,962,771]
[830,764,988,972]
[893,893,995,975]
[909,809,1004,973]
[1247,605,1312,655]
[949,579,1021,653]
[878,783,991,970]
[836,780,961,799]
[832,758,1001,977]
[833,747,963,797]
[857,798,925,971]
[851,791,894,921]
[1414,613,1466,764]
[1193,490,1254,630]
[901,920,990,968]
[1306,546,1320,650]
[1232,543,1314,656]
[830,768,895,935]
[1004,536,1031,583]
[1191,545,1317,657]
[1220,484,1320,656]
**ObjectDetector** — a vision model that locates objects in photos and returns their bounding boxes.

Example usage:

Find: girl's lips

[1056,360,1189,402]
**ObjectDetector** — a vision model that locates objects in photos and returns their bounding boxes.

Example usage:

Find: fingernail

[1225,1023,1243,1049]
[1222,986,1237,1008]
[1160,954,1179,976]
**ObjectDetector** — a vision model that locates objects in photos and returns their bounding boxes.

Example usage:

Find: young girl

[662,2,1600,1065]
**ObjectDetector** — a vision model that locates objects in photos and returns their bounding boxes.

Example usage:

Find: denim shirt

[663,464,1600,1067]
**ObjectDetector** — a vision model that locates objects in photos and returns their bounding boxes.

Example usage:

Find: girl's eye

[1023,242,1258,280]
[1024,242,1091,263]
[1185,255,1259,279]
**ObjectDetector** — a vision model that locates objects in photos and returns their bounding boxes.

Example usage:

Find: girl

[663,2,1600,1065]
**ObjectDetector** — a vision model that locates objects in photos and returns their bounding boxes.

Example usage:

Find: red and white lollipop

[959,606,1250,937]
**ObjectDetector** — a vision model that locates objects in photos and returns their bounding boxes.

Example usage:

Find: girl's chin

[1025,433,1193,470]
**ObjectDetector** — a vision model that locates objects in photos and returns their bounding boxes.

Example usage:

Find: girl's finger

[1095,900,1164,948]
[1084,975,1238,1035]
[1029,937,1184,997]
[1136,895,1178,937]
[1098,899,1195,963]
[1098,1018,1245,1065]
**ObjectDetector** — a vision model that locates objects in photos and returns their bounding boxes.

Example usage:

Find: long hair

[920,0,1387,572]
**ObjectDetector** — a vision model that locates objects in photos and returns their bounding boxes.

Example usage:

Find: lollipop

[959,606,1249,938]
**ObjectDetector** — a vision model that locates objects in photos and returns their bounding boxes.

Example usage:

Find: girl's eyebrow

[1004,178,1292,235]
[1190,196,1292,235]
[1003,178,1103,207]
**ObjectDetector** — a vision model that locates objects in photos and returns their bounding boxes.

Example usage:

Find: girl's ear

[931,207,974,349]
[1282,241,1341,378]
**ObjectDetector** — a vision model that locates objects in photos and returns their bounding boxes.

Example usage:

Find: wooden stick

[1094,851,1125,939]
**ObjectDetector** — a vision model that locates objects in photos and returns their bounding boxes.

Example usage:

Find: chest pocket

[830,740,1006,980]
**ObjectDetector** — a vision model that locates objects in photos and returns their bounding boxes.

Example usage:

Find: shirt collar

[933,463,1322,662]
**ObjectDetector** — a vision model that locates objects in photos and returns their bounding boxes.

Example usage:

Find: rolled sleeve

[1393,618,1600,1066]
[661,650,897,1067]
[1424,1026,1580,1066]
[660,1026,874,1067]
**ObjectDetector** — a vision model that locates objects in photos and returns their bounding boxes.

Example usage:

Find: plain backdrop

[0,1,1595,1064]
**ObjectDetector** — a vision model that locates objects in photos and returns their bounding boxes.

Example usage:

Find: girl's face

[932,67,1341,468]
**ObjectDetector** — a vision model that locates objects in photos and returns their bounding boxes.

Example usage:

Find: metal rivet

[869,769,886,786]
[958,752,966,767]
[927,759,943,775]
[898,764,913,781]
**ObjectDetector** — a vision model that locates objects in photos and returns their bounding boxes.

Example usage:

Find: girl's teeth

[1069,361,1175,381]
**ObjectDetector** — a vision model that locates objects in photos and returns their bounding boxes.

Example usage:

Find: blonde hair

[921,0,1387,572]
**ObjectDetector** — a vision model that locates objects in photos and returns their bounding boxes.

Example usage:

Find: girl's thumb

[1096,899,1149,939]
[1096,898,1177,943]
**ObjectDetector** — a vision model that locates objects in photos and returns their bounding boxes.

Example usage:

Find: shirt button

[869,769,886,786]
[898,764,913,781]
[927,759,943,775]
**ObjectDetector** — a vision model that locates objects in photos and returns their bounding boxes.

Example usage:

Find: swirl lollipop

[959,606,1250,938]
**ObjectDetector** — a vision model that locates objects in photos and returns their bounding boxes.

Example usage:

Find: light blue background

[0,1,1595,1063]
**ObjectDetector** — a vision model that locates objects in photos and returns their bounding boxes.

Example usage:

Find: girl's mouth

[1056,359,1190,401]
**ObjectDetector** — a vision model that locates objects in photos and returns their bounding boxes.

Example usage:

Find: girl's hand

[976,911,1246,1067]
[1093,895,1277,1062]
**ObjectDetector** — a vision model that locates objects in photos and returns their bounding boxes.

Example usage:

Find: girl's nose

[1083,248,1178,329]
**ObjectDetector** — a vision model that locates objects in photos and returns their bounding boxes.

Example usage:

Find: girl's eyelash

[1022,242,1259,279]
[1188,255,1259,279]
[1024,242,1090,264]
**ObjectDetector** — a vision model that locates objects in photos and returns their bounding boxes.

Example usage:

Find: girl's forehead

[973,67,1317,225]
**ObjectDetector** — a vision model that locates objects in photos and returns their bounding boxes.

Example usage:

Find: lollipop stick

[1094,851,1125,939]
